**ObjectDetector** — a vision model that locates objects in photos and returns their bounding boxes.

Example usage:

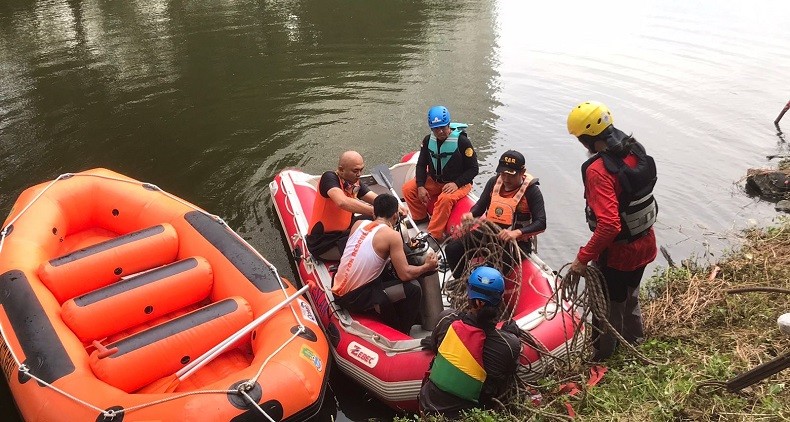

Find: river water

[1,0,789,420]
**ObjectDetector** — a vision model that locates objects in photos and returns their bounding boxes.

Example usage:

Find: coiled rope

[441,218,663,417]
[557,264,660,366]
[442,219,584,374]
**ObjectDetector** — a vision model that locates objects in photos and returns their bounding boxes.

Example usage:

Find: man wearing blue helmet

[419,266,522,417]
[403,106,479,241]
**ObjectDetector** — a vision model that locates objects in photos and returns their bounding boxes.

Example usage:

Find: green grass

[400,219,790,421]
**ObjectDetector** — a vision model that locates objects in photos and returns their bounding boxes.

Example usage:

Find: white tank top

[332,220,389,297]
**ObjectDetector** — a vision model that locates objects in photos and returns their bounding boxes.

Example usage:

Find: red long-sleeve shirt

[577,154,657,271]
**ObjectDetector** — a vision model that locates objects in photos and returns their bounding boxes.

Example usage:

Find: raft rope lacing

[0,172,311,420]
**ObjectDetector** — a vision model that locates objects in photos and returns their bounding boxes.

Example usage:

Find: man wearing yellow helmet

[566,101,658,361]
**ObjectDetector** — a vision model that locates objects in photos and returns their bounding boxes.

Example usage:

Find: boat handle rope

[0,172,310,420]
[18,361,280,421]
[290,230,318,276]
[240,388,277,422]
[0,173,71,253]
[279,176,293,214]
[280,176,324,284]
[246,324,306,388]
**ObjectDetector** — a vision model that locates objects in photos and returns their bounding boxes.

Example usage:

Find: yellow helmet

[567,101,613,137]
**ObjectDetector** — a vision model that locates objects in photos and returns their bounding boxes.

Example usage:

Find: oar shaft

[177,285,309,380]
[373,166,420,229]
[387,185,419,229]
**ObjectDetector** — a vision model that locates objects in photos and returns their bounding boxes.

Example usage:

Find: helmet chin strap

[579,137,598,154]
[470,298,486,310]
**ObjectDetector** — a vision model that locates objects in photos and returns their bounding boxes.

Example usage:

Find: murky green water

[2,0,789,420]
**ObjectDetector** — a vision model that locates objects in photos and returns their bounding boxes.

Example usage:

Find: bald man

[306,151,378,261]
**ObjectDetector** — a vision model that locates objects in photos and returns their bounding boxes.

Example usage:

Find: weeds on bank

[399,218,790,421]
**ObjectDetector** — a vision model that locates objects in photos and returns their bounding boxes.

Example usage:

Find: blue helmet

[427,105,451,128]
[467,266,505,306]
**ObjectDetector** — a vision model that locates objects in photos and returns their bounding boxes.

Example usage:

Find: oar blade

[370,164,394,190]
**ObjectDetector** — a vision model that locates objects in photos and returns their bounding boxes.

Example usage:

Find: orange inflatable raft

[0,169,329,421]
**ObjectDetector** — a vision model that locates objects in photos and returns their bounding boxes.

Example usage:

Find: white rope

[0,325,23,368]
[240,388,276,422]
[1,174,70,227]
[0,171,312,418]
[0,174,77,369]
[0,173,70,256]
[283,184,296,217]
[248,325,305,384]
[18,365,118,415]
[114,388,236,415]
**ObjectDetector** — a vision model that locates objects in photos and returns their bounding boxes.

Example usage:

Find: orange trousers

[402,177,472,239]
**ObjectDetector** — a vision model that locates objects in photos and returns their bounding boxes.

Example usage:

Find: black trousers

[444,229,531,279]
[591,264,646,361]
[306,216,373,261]
[334,270,422,334]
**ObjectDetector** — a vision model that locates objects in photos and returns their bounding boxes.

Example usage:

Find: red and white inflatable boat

[270,153,582,411]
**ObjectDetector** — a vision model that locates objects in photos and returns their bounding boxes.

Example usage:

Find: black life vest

[581,140,658,242]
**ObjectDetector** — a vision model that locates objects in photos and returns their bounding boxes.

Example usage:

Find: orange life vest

[485,174,535,241]
[309,172,360,234]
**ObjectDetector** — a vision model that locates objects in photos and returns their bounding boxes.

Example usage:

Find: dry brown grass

[644,220,790,369]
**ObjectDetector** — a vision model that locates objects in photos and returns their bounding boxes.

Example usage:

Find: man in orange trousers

[403,105,479,240]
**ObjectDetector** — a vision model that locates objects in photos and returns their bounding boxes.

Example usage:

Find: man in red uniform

[567,101,658,361]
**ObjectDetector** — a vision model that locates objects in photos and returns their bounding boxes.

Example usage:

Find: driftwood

[745,168,790,201]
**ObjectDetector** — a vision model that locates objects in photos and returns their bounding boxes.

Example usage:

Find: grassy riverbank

[407,218,790,421]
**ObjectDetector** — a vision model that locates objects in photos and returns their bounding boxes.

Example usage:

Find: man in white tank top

[332,194,438,334]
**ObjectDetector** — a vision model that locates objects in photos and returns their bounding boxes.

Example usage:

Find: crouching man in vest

[332,194,438,334]
[444,150,546,279]
[419,266,522,418]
